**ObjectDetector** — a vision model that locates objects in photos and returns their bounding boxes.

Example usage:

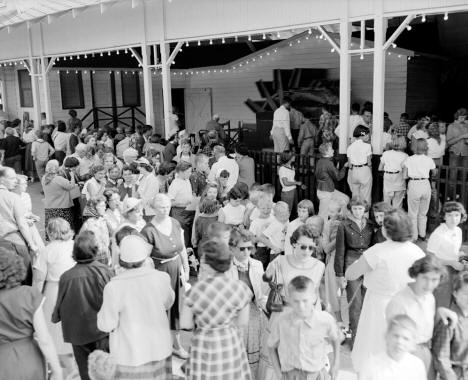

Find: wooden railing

[249,150,468,241]
[81,106,146,130]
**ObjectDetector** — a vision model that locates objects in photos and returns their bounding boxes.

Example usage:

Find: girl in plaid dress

[181,240,253,380]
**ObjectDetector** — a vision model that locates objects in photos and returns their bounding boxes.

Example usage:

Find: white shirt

[363,240,425,296]
[208,155,239,191]
[221,203,246,226]
[53,131,70,151]
[137,173,160,215]
[249,215,275,247]
[412,129,429,140]
[427,223,462,261]
[262,218,288,252]
[334,114,365,142]
[427,135,446,159]
[116,137,130,159]
[359,352,426,380]
[284,218,304,255]
[386,285,435,344]
[33,240,76,282]
[382,132,392,149]
[347,139,372,165]
[403,154,435,178]
[380,150,408,192]
[167,177,193,207]
[271,105,292,140]
[278,166,296,192]
[97,267,175,366]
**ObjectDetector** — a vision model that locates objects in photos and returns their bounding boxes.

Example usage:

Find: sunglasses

[297,244,316,251]
[239,246,254,252]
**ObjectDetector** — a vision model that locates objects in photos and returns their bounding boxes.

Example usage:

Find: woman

[42,159,76,235]
[82,165,107,218]
[0,247,62,380]
[61,156,82,232]
[181,239,252,380]
[33,218,76,376]
[155,161,176,194]
[141,193,190,358]
[80,196,111,265]
[427,201,467,308]
[278,151,301,213]
[258,224,325,380]
[136,157,160,222]
[426,122,446,166]
[98,235,174,379]
[345,209,425,373]
[103,188,122,235]
[119,197,146,232]
[52,231,113,380]
[386,255,446,377]
[52,121,69,165]
[229,228,268,377]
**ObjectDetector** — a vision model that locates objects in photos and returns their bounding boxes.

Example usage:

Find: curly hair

[441,201,467,224]
[408,254,446,280]
[383,209,413,242]
[0,247,26,289]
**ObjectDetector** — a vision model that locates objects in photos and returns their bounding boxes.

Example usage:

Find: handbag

[265,260,285,316]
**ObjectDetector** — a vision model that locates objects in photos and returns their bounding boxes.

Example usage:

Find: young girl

[175,138,195,166]
[249,193,275,264]
[402,138,436,241]
[278,150,302,213]
[284,199,315,256]
[192,198,220,248]
[347,125,373,204]
[426,122,446,166]
[427,201,467,308]
[218,187,246,227]
[379,136,408,209]
[359,315,426,380]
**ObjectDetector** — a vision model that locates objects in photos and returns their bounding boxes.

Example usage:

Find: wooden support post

[160,42,173,139]
[141,44,154,126]
[40,56,52,124]
[339,18,351,154]
[27,26,41,128]
[372,7,387,154]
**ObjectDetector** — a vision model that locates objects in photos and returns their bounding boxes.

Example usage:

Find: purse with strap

[266,259,285,316]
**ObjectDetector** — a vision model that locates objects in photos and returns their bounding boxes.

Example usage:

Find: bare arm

[32,269,46,293]
[345,255,372,281]
[180,301,195,330]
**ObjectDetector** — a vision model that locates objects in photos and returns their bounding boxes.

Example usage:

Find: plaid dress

[186,273,253,380]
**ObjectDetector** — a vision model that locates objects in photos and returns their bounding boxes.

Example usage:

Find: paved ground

[28,181,357,379]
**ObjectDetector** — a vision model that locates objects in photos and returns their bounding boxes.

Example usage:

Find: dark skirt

[24,142,36,177]
[115,356,172,380]
[170,206,195,248]
[44,208,74,239]
[152,255,183,330]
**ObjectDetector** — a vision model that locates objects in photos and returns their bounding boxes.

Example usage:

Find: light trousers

[383,189,406,209]
[347,166,372,204]
[407,180,431,239]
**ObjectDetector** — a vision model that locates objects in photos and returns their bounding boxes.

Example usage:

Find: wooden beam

[339,17,351,153]
[274,70,284,104]
[383,14,415,51]
[246,41,256,52]
[317,25,340,54]
[129,47,143,67]
[258,80,278,111]
[45,57,56,74]
[166,41,183,66]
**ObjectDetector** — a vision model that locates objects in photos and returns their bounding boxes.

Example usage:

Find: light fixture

[66,70,69,74]
[444,12,448,21]
[308,28,312,34]
[398,54,401,58]
[100,52,103,56]
[392,43,397,48]
[331,48,335,53]
[108,51,111,56]
[262,33,266,39]
[117,50,120,55]
[125,49,128,54]
[84,54,87,58]
[197,40,201,46]
[388,51,391,55]
[360,54,364,60]
[222,37,225,44]
[408,56,411,61]
[76,55,80,60]
[84,70,88,74]
[406,25,412,31]
[248,35,251,41]
[421,14,426,22]
[209,39,213,45]
[277,31,281,38]
[185,41,189,47]
[235,35,238,42]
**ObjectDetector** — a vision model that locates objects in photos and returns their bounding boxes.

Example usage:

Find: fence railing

[249,150,468,241]
[81,106,146,130]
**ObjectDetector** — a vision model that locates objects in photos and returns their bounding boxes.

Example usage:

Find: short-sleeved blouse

[363,240,425,296]
[186,273,252,329]
[141,218,184,259]
[33,240,75,282]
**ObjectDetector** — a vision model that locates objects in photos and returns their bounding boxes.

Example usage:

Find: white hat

[119,235,152,263]
[135,157,150,165]
[121,197,141,215]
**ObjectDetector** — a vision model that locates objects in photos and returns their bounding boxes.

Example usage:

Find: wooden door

[184,88,212,134]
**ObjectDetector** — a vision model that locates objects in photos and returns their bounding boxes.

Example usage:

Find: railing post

[132,107,136,129]
[93,108,99,130]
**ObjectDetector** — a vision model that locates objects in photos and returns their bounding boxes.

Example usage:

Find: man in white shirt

[270,98,292,152]
[208,145,239,191]
[334,103,364,144]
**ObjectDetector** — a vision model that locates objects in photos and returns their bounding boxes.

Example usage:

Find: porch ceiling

[0,0,120,28]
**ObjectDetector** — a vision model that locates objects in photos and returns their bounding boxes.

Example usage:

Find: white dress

[351,240,425,373]
[33,240,76,354]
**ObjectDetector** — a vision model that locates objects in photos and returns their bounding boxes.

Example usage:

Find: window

[18,69,33,107]
[121,71,141,107]
[59,71,84,109]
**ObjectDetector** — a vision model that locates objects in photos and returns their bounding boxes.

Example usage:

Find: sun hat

[119,235,152,263]
[121,197,141,214]
[135,157,150,166]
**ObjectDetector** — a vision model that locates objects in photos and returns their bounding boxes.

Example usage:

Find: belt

[409,178,428,180]
[152,255,179,264]
[385,171,400,174]
[352,164,367,167]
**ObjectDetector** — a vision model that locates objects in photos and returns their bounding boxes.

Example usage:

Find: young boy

[284,199,315,256]
[432,271,468,380]
[249,193,275,264]
[117,165,139,201]
[371,202,392,244]
[189,153,209,197]
[359,314,426,380]
[257,201,290,270]
[347,125,373,204]
[268,276,341,380]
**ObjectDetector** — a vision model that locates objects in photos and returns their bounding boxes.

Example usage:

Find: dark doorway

[172,88,185,131]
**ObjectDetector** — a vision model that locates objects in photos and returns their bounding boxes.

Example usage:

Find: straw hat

[121,197,141,215]
[119,235,152,263]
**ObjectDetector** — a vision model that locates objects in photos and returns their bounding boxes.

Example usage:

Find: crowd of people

[0,104,467,380]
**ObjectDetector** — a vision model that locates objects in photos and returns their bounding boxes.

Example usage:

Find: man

[163,134,178,162]
[334,102,364,144]
[67,109,82,133]
[270,98,293,153]
[0,104,8,126]
[234,143,255,188]
[68,124,81,155]
[116,126,134,159]
[68,143,92,180]
[446,108,468,198]
[289,106,305,150]
[206,114,227,143]
[208,145,239,191]
[0,167,36,285]
[393,113,412,138]
[0,127,25,173]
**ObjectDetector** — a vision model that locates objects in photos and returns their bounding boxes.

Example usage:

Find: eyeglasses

[297,244,316,251]
[239,246,254,252]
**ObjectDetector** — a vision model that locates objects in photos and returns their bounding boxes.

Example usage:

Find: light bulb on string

[209,39,213,45]
[66,70,69,74]
[77,55,80,60]
[262,33,266,40]
[125,49,128,54]
[248,35,251,41]
[185,41,189,47]
[398,54,401,58]
[331,48,335,53]
[406,25,412,31]
[444,12,448,21]
[388,51,391,55]
[277,31,281,38]
[421,14,426,22]
[308,28,312,34]
[408,56,411,61]
[108,51,111,56]
[117,50,120,55]
[100,52,103,56]
[222,37,225,44]
[84,70,88,74]
[360,54,364,60]
[297,39,301,44]
[197,40,201,46]
[392,43,397,48]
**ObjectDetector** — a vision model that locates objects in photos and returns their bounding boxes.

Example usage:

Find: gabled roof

[0,0,119,28]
